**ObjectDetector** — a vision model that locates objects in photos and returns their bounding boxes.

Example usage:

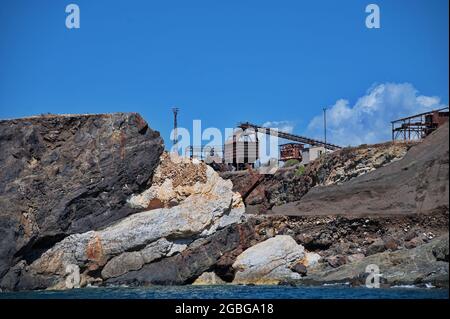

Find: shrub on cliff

[284,159,300,167]
[295,165,306,176]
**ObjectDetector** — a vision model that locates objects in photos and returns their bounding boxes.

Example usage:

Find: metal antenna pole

[172,107,179,147]
[323,107,327,149]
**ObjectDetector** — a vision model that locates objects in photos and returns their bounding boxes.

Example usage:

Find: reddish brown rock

[326,255,347,268]
[383,236,399,251]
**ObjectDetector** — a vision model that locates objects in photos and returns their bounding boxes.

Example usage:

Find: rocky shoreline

[0,113,448,291]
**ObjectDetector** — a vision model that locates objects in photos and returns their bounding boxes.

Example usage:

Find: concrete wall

[301,146,326,164]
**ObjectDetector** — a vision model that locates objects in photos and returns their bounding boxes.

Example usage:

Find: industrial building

[185,123,339,170]
[179,106,449,172]
[233,122,340,168]
[299,146,327,165]
[278,143,327,165]
[223,131,259,170]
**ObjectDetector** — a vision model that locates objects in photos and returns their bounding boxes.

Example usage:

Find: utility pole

[172,107,179,147]
[323,107,327,148]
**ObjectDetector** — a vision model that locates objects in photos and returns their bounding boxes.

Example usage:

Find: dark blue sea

[0,285,448,299]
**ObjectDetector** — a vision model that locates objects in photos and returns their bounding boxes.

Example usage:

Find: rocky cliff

[0,113,448,291]
[1,145,252,290]
[0,113,163,282]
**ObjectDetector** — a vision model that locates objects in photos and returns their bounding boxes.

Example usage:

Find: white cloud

[306,83,448,146]
[416,95,441,108]
[262,120,294,134]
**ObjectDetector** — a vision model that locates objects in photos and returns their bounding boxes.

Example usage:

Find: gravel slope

[269,122,449,217]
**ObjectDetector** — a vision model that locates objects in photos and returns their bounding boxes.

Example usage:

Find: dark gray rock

[291,262,307,276]
[433,238,449,262]
[383,236,399,251]
[306,235,449,288]
[405,236,425,249]
[0,113,164,281]
[366,238,386,256]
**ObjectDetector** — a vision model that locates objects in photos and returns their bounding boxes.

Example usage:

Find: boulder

[326,255,347,268]
[291,263,307,276]
[101,252,144,279]
[405,236,425,249]
[383,236,399,251]
[0,113,164,281]
[366,238,386,255]
[232,235,305,285]
[302,252,321,268]
[193,272,226,285]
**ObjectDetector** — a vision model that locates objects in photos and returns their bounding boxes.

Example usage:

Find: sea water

[0,285,448,299]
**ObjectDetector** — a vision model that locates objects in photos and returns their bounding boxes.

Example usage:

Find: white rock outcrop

[100,237,187,279]
[232,235,305,285]
[23,153,246,287]
[302,252,321,268]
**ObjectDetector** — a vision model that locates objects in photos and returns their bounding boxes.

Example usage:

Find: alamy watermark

[65,4,80,29]
[169,120,280,174]
[365,4,381,29]
[64,4,380,30]
[365,264,382,288]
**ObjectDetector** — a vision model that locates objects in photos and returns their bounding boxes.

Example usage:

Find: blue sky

[0,0,448,148]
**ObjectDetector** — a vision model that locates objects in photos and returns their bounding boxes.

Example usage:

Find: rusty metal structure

[279,143,303,162]
[237,122,342,151]
[391,107,449,141]
[224,130,259,170]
